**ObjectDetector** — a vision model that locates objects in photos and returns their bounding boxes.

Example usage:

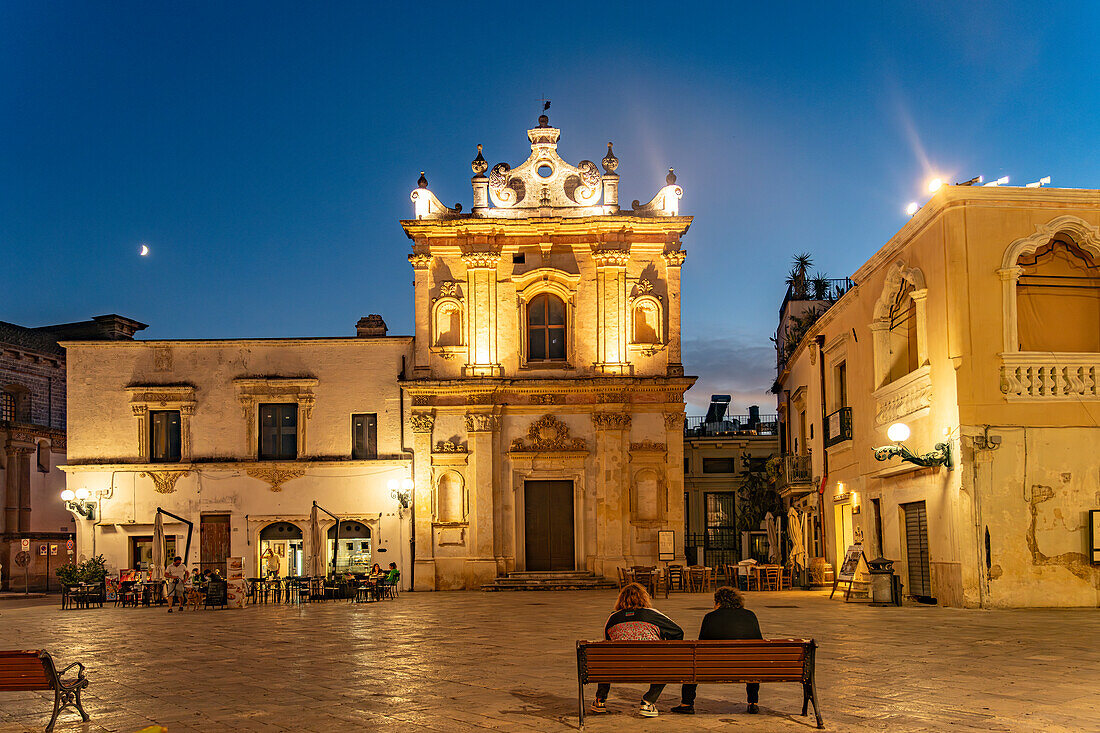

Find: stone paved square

[0,591,1097,732]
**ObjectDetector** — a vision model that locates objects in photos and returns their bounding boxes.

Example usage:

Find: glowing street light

[873,422,952,469]
[927,178,943,193]
[886,422,911,443]
[905,202,920,217]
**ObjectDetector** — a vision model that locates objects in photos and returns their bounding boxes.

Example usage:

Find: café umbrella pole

[312,501,340,577]
[152,512,165,580]
[155,508,194,565]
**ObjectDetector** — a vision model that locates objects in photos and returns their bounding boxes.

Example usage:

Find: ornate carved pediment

[510,414,586,452]
[140,470,192,495]
[126,385,196,408]
[592,411,632,431]
[486,118,604,212]
[246,465,306,492]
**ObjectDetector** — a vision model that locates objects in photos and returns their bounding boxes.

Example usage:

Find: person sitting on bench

[590,582,683,719]
[672,585,763,715]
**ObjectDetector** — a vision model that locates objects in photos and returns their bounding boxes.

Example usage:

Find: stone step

[481,572,618,591]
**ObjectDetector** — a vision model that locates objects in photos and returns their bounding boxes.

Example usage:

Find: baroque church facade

[60,115,694,591]
[402,115,695,589]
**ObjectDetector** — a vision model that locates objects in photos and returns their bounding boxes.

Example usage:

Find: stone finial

[417,171,428,188]
[538,114,550,127]
[602,142,619,173]
[471,144,488,176]
[666,167,677,185]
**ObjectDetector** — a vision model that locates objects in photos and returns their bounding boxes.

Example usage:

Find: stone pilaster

[409,252,432,377]
[663,249,687,377]
[663,410,687,562]
[591,411,631,575]
[410,410,436,590]
[464,412,500,587]
[462,252,502,377]
[592,249,632,375]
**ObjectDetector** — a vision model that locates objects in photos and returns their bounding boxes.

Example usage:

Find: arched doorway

[259,521,303,578]
[327,520,372,574]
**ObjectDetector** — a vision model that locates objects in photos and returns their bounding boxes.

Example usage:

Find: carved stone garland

[592,411,632,430]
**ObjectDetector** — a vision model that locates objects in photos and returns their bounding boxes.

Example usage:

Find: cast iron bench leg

[802,682,811,716]
[47,687,61,733]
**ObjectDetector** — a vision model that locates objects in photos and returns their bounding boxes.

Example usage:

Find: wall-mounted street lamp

[388,478,414,510]
[873,422,952,470]
[60,488,96,520]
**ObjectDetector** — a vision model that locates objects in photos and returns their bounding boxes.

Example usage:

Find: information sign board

[657,530,675,561]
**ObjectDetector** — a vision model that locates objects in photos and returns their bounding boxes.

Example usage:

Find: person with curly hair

[671,585,763,715]
[590,582,683,718]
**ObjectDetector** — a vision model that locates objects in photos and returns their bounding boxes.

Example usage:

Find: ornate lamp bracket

[873,442,952,470]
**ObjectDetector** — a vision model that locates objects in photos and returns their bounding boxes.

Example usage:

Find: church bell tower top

[409,114,683,221]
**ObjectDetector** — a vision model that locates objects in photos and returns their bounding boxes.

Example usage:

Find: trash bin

[867,556,900,606]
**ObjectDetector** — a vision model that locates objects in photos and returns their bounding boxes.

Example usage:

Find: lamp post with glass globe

[60,487,96,520]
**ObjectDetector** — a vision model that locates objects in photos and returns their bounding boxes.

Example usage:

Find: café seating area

[617,562,794,598]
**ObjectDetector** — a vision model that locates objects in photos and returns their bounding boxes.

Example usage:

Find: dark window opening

[260,404,298,460]
[37,442,49,473]
[150,410,182,462]
[352,413,378,459]
[527,293,567,361]
[702,457,735,474]
[512,253,525,264]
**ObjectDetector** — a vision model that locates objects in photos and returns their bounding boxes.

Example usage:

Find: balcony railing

[778,453,813,489]
[779,277,854,317]
[1000,353,1100,400]
[685,414,779,437]
[823,406,853,448]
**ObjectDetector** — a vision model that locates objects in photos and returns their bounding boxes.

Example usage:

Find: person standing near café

[164,556,189,613]
[671,586,763,715]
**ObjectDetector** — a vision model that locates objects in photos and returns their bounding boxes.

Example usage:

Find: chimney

[356,315,388,337]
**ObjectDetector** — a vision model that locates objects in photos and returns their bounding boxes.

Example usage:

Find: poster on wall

[658,530,676,561]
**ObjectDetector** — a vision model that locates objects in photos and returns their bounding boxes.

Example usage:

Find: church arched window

[527,293,567,361]
[885,284,919,385]
[1015,239,1100,352]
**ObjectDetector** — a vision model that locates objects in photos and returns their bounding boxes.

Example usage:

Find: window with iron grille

[704,492,738,549]
[0,392,13,422]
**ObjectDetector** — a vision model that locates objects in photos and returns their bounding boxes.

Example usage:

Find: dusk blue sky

[3,2,1098,413]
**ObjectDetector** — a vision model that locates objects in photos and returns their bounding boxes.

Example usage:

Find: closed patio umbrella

[787,506,808,571]
[307,505,323,577]
[765,512,779,564]
[152,511,165,580]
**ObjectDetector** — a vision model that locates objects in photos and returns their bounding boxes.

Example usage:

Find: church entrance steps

[481,571,618,591]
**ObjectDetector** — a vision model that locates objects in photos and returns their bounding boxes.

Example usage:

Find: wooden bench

[576,639,823,728]
[0,650,90,732]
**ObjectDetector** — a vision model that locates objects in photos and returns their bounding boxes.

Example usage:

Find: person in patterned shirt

[590,582,683,718]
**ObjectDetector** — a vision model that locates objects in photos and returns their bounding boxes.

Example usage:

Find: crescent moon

[140,245,149,256]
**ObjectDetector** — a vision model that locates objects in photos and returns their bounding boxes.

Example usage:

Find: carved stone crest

[591,411,632,430]
[434,440,468,453]
[533,393,560,405]
[140,470,192,495]
[410,411,436,434]
[465,413,500,433]
[510,414,586,452]
[437,281,460,299]
[245,465,306,493]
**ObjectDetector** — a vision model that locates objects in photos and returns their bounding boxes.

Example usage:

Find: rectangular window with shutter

[259,404,297,460]
[352,413,377,459]
[149,410,182,462]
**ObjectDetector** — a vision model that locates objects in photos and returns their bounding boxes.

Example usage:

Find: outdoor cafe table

[139,580,166,606]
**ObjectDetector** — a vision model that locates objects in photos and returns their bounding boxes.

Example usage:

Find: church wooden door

[524,480,575,571]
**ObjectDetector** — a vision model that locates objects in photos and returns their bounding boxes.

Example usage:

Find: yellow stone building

[775,185,1100,608]
[401,114,695,590]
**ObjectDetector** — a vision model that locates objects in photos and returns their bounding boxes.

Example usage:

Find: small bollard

[867,556,900,606]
